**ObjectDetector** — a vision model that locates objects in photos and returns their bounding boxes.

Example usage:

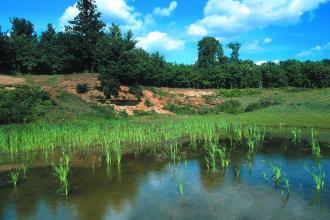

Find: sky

[1,0,330,64]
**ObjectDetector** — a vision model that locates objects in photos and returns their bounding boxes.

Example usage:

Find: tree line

[0,0,329,95]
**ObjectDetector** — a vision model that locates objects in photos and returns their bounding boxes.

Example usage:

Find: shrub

[144,99,153,107]
[133,110,157,116]
[76,83,89,94]
[164,103,196,115]
[217,89,262,98]
[214,100,243,114]
[0,86,52,124]
[129,85,143,100]
[245,97,281,112]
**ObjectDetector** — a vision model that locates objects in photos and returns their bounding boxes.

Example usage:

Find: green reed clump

[310,128,321,157]
[53,155,70,196]
[105,147,113,166]
[263,161,283,188]
[218,147,230,169]
[178,175,184,196]
[9,169,20,187]
[305,164,325,193]
[234,162,241,179]
[291,128,302,144]
[204,142,218,171]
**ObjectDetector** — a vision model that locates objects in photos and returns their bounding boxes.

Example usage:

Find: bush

[129,85,143,100]
[214,100,243,114]
[217,89,262,98]
[133,109,157,116]
[76,83,89,94]
[245,97,281,112]
[144,99,153,107]
[164,103,196,115]
[0,86,52,124]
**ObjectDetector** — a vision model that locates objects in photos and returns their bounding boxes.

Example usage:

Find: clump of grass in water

[53,154,70,196]
[310,128,321,157]
[291,128,302,145]
[204,142,218,171]
[218,147,230,169]
[234,162,241,179]
[263,161,283,188]
[304,164,325,193]
[178,174,184,196]
[105,147,113,166]
[9,169,20,187]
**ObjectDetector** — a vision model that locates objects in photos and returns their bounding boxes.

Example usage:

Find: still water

[1,138,330,220]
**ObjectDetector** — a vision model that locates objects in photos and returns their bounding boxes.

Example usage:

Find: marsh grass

[9,169,20,187]
[310,128,321,157]
[53,155,70,196]
[291,128,302,145]
[263,161,283,188]
[304,164,325,193]
[178,174,184,196]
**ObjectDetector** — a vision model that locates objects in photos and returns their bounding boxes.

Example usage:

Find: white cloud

[256,60,267,65]
[187,24,208,36]
[188,0,329,36]
[153,1,178,17]
[312,45,322,51]
[297,41,330,57]
[264,37,272,44]
[59,4,79,29]
[255,60,280,65]
[60,0,143,31]
[243,40,263,51]
[136,31,185,52]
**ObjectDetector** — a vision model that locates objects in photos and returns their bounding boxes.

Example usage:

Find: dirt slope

[0,74,221,115]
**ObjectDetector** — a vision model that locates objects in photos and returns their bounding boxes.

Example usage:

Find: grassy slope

[2,74,330,128]
[133,88,330,128]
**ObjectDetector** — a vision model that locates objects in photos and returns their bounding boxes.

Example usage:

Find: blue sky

[1,0,330,64]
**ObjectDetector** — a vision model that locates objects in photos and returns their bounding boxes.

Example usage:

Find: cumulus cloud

[136,31,185,52]
[297,41,330,57]
[188,0,329,36]
[264,37,272,44]
[60,0,143,31]
[255,60,280,65]
[153,1,178,17]
[243,40,263,51]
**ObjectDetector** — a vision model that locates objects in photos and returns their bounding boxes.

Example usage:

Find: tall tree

[66,0,105,72]
[10,17,39,73]
[227,42,241,62]
[197,36,224,68]
[0,26,12,72]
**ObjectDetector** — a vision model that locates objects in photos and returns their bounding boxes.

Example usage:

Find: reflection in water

[0,139,330,220]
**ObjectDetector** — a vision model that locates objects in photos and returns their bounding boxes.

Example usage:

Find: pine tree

[66,0,105,72]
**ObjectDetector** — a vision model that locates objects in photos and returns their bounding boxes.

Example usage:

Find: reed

[53,155,70,196]
[9,169,20,187]
[305,164,325,192]
[291,128,302,144]
[178,175,184,196]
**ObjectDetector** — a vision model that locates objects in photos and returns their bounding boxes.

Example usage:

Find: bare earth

[0,73,221,115]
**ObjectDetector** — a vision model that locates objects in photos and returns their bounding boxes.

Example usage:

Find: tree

[197,36,224,68]
[0,27,12,72]
[39,24,63,74]
[66,0,105,72]
[10,17,39,73]
[227,42,241,62]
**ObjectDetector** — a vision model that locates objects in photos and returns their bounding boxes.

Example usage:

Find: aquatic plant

[291,128,302,144]
[264,161,283,188]
[205,142,218,171]
[9,169,20,187]
[310,129,321,157]
[234,162,241,179]
[305,164,325,193]
[218,147,230,169]
[53,156,70,196]
[105,147,112,166]
[178,175,184,196]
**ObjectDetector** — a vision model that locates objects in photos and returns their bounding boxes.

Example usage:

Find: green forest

[0,0,329,94]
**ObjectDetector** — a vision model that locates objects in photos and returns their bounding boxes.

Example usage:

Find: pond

[0,135,329,220]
